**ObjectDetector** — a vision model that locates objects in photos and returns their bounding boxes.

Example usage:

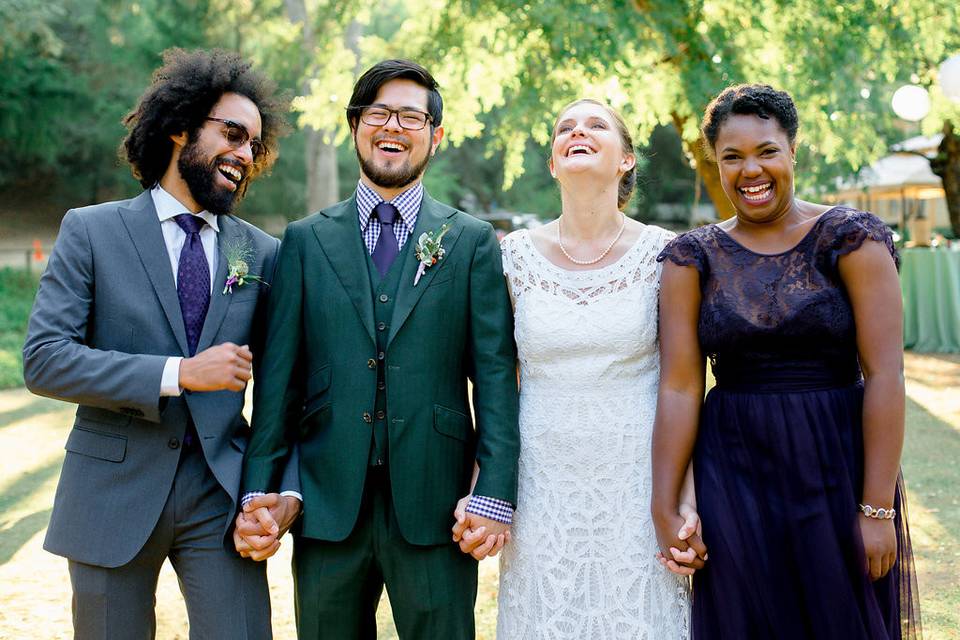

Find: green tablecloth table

[901,247,960,353]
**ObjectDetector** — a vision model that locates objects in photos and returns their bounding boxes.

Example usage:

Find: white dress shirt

[153,185,219,397]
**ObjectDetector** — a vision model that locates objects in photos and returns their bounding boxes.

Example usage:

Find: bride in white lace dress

[495,100,692,639]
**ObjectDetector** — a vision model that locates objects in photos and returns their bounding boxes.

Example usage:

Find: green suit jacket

[242,191,519,546]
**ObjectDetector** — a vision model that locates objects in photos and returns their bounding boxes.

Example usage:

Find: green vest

[364,238,413,466]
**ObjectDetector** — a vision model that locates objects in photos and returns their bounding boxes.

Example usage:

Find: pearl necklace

[557,213,627,266]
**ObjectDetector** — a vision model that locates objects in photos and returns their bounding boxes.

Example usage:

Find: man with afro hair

[23,48,295,639]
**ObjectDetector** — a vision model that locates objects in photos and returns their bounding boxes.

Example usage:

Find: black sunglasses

[206,117,267,162]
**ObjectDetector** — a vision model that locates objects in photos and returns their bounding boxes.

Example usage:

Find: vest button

[362,412,373,424]
[378,351,385,360]
[367,358,377,369]
[376,410,385,420]
[377,322,387,331]
[377,381,386,391]
[379,294,389,303]
[167,437,180,449]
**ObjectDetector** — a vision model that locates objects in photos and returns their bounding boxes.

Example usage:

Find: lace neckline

[712,205,842,257]
[518,226,653,276]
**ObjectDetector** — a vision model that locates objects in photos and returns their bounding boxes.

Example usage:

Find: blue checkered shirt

[244,182,515,525]
[356,180,421,254]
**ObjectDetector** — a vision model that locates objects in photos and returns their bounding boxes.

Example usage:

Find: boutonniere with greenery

[222,238,268,294]
[413,224,451,286]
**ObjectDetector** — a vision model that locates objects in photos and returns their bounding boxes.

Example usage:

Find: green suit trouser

[292,466,478,639]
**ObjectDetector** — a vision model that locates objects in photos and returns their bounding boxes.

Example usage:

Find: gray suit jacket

[23,190,286,568]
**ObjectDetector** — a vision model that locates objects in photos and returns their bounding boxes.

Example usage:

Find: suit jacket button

[168,437,180,449]
[362,412,373,424]
[379,294,389,303]
[367,358,377,369]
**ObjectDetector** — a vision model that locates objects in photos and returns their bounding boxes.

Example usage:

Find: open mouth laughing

[375,138,409,155]
[566,144,595,157]
[738,182,774,203]
[217,163,244,190]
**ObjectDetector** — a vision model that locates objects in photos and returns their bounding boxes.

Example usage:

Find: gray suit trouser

[67,442,272,640]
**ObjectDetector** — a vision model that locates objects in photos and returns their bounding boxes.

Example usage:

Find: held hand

[179,343,253,392]
[452,496,511,560]
[656,503,708,576]
[653,509,707,575]
[234,493,302,562]
[234,511,280,561]
[859,516,897,581]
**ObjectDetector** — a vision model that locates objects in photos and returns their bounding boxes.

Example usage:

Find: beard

[178,138,245,216]
[355,135,433,190]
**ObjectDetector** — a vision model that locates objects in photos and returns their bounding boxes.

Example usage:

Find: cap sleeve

[823,208,899,271]
[657,231,708,275]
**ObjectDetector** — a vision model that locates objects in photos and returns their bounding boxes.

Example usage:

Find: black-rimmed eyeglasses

[351,106,433,131]
[206,117,267,162]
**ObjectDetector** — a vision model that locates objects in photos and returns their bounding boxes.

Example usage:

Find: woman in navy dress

[651,84,920,639]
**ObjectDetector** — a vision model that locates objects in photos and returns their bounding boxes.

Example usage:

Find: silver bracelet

[858,503,896,520]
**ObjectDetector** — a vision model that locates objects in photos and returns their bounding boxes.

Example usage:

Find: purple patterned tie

[174,214,210,356]
[371,202,400,277]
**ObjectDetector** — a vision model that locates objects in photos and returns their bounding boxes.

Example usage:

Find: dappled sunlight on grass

[0,352,956,638]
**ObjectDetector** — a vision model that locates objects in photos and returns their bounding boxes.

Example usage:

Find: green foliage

[0,269,39,389]
[384,0,960,202]
[3,1,960,219]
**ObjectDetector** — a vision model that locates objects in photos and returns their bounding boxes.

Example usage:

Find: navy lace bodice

[658,207,898,388]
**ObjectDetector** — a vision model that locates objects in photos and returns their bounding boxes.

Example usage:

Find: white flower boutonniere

[222,238,268,294]
[413,224,451,286]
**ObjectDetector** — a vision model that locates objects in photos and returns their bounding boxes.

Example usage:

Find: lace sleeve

[657,231,707,275]
[500,233,515,278]
[824,209,899,271]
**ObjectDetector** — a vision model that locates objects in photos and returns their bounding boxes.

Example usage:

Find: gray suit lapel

[312,196,377,343]
[387,195,463,347]
[118,191,190,357]
[195,215,239,353]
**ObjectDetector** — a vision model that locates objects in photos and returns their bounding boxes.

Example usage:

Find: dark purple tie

[371,202,400,277]
[174,214,210,356]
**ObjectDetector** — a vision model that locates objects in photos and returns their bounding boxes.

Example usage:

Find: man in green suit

[236,59,520,638]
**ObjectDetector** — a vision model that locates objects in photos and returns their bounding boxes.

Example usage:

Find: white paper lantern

[891,85,931,122]
[939,54,960,102]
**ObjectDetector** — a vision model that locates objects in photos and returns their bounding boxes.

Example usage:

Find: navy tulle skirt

[692,372,920,640]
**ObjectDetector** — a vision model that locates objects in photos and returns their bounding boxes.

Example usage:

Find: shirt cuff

[465,494,514,525]
[241,491,265,508]
[280,491,303,503]
[160,357,183,397]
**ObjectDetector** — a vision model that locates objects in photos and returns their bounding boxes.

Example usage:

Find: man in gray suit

[22,48,295,639]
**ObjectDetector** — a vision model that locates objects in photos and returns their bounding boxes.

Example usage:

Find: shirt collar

[151,185,220,232]
[356,180,423,232]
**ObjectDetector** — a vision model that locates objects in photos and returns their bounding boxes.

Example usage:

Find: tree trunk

[285,0,339,215]
[671,113,735,220]
[930,119,960,238]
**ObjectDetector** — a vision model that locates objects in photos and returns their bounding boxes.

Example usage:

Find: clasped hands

[233,493,302,561]
[451,495,511,560]
[653,503,708,576]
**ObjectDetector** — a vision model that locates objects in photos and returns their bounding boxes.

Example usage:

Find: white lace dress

[496,227,690,640]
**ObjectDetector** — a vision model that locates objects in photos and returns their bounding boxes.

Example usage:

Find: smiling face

[549,101,635,187]
[352,78,443,193]
[176,92,262,215]
[714,113,797,222]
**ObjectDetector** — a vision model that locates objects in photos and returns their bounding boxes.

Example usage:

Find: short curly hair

[121,48,288,189]
[701,84,798,157]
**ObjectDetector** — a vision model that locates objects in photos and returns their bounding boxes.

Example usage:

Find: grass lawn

[0,353,957,638]
[0,268,38,390]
